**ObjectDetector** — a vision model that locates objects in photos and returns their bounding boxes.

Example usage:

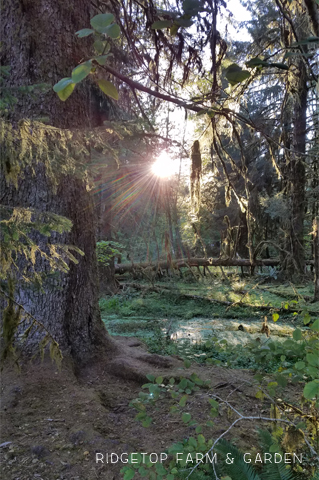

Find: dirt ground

[0,336,299,480]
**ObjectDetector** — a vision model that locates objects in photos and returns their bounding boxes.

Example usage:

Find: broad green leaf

[225,64,250,85]
[103,23,121,38]
[56,82,76,101]
[94,55,110,66]
[156,376,163,384]
[167,475,175,480]
[71,61,92,83]
[188,437,197,447]
[294,361,305,370]
[179,395,188,407]
[169,377,175,385]
[75,28,94,37]
[53,77,74,93]
[293,328,302,341]
[138,466,148,476]
[98,79,119,100]
[208,398,219,408]
[184,359,191,368]
[306,353,319,367]
[303,380,319,399]
[151,20,173,29]
[311,318,319,331]
[123,468,135,480]
[94,40,107,54]
[269,62,289,70]
[175,17,194,28]
[197,434,205,445]
[304,312,311,325]
[272,313,280,322]
[246,57,269,68]
[91,13,114,33]
[182,412,191,423]
[146,374,155,382]
[170,24,180,36]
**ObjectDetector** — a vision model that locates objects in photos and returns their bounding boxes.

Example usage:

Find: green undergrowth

[99,279,318,320]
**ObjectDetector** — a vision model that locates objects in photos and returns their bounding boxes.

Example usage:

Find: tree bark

[1,0,116,364]
[314,218,319,301]
[288,60,307,275]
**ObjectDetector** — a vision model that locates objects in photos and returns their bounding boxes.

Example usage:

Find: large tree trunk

[288,60,307,275]
[1,0,117,364]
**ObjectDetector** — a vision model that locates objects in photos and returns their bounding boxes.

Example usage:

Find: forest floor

[0,278,317,480]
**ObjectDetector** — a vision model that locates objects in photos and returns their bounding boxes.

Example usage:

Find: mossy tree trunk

[1,0,117,364]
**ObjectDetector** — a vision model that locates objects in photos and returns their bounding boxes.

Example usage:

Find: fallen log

[115,257,314,274]
[115,257,278,274]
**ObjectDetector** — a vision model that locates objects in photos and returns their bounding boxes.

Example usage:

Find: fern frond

[215,439,262,480]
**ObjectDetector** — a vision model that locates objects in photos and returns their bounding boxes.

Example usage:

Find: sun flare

[151,152,176,179]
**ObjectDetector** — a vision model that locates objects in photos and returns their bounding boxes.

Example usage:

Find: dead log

[115,257,282,274]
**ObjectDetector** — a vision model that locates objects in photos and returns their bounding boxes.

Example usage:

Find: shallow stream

[102,315,298,346]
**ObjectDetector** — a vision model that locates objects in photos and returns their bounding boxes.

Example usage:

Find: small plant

[96,240,124,267]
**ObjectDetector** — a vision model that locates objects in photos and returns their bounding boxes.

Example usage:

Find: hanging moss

[190,140,202,212]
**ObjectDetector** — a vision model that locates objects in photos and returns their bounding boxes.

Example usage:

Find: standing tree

[0,0,117,364]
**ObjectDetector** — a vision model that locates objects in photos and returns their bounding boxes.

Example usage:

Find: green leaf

[184,359,191,368]
[123,468,135,480]
[169,377,175,385]
[225,64,250,85]
[311,319,319,331]
[197,434,205,445]
[293,328,302,341]
[98,79,119,100]
[304,313,312,325]
[306,353,319,367]
[208,398,219,408]
[146,374,155,382]
[294,361,305,370]
[272,313,280,322]
[90,13,115,33]
[55,81,76,101]
[179,395,188,407]
[167,475,175,480]
[188,437,197,447]
[103,23,121,39]
[93,40,107,54]
[156,376,163,384]
[170,24,180,36]
[269,62,289,70]
[151,20,173,29]
[75,28,94,37]
[138,466,148,476]
[246,57,269,68]
[175,17,194,28]
[53,77,74,93]
[182,412,191,423]
[93,55,111,66]
[195,425,202,433]
[303,380,319,400]
[71,61,92,83]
